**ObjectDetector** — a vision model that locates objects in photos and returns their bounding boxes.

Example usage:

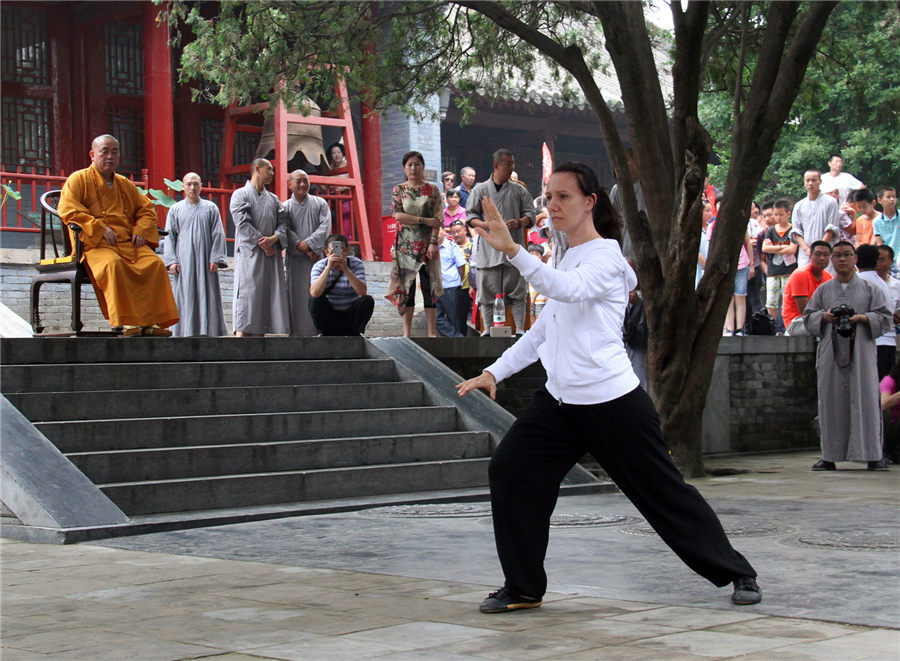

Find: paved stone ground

[2,451,898,660]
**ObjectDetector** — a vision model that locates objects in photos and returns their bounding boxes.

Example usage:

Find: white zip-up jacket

[485,237,639,404]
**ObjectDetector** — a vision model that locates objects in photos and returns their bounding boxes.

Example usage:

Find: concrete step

[0,336,368,365]
[37,406,460,453]
[0,358,397,394]
[67,431,492,482]
[1,481,617,545]
[7,382,424,422]
[99,458,493,515]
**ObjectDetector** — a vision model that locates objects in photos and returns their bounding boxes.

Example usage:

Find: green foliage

[700,1,900,203]
[160,1,606,122]
[1,181,21,210]
[136,181,180,208]
[148,189,177,207]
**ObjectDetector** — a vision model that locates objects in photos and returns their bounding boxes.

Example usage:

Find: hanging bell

[255,98,328,170]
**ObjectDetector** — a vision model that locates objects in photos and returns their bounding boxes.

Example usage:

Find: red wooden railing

[196,180,238,241]
[2,167,364,253]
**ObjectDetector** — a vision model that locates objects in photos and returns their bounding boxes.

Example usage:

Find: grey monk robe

[283,193,331,336]
[230,181,290,334]
[163,198,228,336]
[466,179,536,330]
[803,274,892,462]
[465,180,536,270]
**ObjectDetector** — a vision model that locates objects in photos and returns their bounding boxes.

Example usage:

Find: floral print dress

[385,181,444,314]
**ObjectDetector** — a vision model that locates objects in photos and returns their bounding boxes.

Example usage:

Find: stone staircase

[0,337,494,520]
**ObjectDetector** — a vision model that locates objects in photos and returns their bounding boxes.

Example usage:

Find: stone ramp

[0,337,607,543]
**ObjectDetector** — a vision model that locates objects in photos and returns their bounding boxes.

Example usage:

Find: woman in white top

[457,162,760,613]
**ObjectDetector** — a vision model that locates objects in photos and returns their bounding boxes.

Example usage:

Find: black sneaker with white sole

[731,576,762,605]
[479,586,542,613]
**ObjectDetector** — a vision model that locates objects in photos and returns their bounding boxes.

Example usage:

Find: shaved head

[90,134,120,179]
[251,158,274,187]
[91,134,118,150]
[289,169,311,200]
[182,172,202,203]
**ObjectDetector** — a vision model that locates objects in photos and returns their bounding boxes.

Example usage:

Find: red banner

[542,142,553,185]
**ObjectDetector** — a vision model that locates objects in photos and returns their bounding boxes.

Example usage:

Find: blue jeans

[436,286,467,337]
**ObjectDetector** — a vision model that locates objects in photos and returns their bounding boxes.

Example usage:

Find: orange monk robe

[57,165,179,328]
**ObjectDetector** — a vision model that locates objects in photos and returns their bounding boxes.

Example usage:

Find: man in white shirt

[792,169,840,268]
[820,154,864,205]
[874,244,900,378]
[856,244,894,377]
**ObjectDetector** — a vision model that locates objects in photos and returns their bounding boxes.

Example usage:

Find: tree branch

[733,3,749,121]
[698,4,741,84]
[593,1,674,238]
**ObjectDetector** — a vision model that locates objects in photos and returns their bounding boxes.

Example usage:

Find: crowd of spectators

[397,151,564,340]
[693,155,898,469]
[697,156,898,340]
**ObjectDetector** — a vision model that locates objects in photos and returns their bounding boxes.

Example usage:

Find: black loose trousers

[489,386,757,599]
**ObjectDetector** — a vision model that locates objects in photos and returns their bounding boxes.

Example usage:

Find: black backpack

[750,310,776,335]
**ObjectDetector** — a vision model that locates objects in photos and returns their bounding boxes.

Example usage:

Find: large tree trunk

[596,1,734,477]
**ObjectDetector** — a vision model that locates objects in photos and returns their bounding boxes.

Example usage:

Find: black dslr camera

[830,304,855,337]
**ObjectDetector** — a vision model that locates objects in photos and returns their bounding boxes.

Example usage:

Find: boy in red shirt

[783,241,833,335]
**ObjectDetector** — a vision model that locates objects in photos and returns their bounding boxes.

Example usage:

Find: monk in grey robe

[164,173,228,337]
[803,241,893,470]
[229,158,290,336]
[283,170,331,336]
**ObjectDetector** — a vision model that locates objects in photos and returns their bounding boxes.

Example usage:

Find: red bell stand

[219,79,373,260]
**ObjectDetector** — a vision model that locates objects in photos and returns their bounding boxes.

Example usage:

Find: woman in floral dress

[385,151,443,337]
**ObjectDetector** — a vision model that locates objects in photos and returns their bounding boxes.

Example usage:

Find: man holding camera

[309,234,374,336]
[803,241,893,471]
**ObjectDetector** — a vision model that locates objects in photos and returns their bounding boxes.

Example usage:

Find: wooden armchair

[29,190,167,336]
[29,190,100,335]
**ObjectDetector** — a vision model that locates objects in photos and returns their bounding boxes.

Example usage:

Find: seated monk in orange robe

[58,134,179,336]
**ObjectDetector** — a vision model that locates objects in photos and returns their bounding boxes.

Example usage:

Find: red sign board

[382,215,397,262]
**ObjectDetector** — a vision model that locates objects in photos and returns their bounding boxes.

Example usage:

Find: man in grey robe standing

[792,169,840,268]
[163,172,228,336]
[467,148,535,335]
[803,241,893,471]
[229,158,290,337]
[282,169,331,336]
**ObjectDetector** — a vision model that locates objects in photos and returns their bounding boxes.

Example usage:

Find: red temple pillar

[143,3,175,224]
[273,99,289,201]
[361,103,382,260]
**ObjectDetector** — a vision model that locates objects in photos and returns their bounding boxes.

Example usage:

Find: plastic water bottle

[493,293,506,327]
